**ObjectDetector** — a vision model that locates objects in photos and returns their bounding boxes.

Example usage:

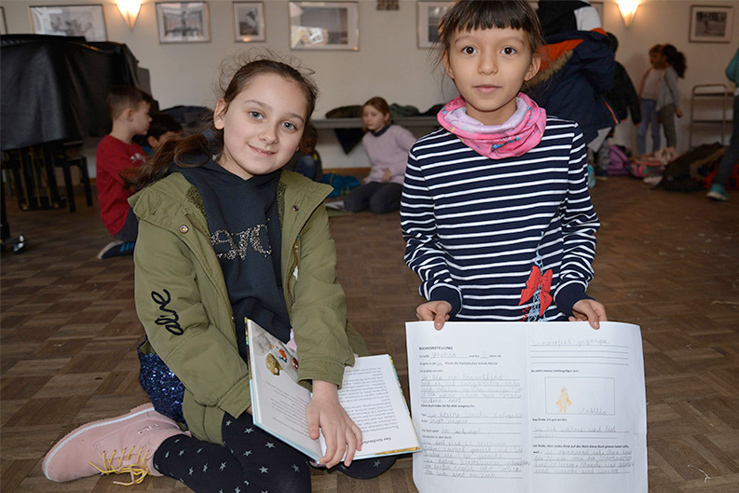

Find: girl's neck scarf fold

[437,93,547,160]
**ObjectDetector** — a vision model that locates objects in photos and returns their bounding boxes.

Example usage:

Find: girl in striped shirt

[401,0,607,330]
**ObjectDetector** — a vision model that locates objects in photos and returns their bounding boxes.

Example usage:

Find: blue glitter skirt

[137,339,186,425]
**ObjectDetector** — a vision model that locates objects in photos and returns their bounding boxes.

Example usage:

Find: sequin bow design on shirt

[519,264,554,320]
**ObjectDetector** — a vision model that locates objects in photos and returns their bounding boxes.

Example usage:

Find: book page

[248,321,420,462]
[248,320,322,460]
[333,355,421,459]
[405,321,647,493]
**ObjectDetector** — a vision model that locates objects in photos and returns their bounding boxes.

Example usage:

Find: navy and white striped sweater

[400,116,599,321]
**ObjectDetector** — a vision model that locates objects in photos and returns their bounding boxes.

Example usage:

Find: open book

[247,319,420,462]
[406,321,647,493]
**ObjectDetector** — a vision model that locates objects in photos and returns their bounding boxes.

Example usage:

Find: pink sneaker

[42,403,183,485]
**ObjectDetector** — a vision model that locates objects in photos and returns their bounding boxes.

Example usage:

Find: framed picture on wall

[288,1,359,51]
[156,2,210,43]
[1,7,7,35]
[233,2,265,43]
[690,5,733,43]
[417,1,450,49]
[29,5,107,41]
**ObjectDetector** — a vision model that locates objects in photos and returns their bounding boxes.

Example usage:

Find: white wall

[600,0,738,154]
[3,0,738,171]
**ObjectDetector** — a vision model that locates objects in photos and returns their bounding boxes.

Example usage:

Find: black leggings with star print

[153,411,311,492]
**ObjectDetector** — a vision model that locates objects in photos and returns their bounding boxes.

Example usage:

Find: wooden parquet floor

[2,176,738,492]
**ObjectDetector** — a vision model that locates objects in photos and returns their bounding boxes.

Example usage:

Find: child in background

[401,0,606,330]
[95,86,152,259]
[343,97,416,213]
[141,112,184,156]
[657,44,686,151]
[290,122,323,181]
[707,46,739,202]
[638,44,665,156]
[42,56,392,491]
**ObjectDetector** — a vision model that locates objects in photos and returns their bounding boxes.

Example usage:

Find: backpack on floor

[321,173,361,198]
[656,143,726,192]
[628,161,662,178]
[608,145,631,176]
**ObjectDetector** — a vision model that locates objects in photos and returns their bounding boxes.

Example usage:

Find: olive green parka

[130,170,368,444]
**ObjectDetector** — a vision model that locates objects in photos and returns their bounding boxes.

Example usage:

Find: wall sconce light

[117,0,142,30]
[618,0,639,28]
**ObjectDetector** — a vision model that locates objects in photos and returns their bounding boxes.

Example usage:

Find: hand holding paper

[569,299,608,329]
[415,300,452,330]
[406,321,647,493]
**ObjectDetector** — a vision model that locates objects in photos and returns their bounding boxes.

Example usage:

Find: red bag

[628,161,662,178]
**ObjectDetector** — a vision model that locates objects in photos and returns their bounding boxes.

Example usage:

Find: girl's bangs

[441,1,543,51]
[454,1,532,33]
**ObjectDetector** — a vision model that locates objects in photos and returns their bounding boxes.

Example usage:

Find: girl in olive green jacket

[42,57,390,492]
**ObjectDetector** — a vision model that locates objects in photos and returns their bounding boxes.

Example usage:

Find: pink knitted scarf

[437,93,547,160]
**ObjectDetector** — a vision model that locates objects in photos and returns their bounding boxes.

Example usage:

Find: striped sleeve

[401,133,462,316]
[553,127,599,316]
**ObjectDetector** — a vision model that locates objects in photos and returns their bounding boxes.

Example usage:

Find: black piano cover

[1,34,145,151]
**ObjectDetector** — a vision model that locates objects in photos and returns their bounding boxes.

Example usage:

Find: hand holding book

[247,320,420,464]
[307,380,362,467]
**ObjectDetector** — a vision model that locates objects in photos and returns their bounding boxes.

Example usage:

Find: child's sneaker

[324,200,346,211]
[42,404,182,485]
[97,240,135,259]
[707,184,729,201]
[587,164,596,189]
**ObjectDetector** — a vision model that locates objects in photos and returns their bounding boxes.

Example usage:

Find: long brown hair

[127,56,319,192]
[661,44,686,78]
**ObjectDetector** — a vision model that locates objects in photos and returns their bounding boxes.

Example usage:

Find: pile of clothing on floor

[608,143,730,191]
[629,147,680,185]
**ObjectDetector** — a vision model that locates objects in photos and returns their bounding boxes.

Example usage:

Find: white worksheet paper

[406,321,647,493]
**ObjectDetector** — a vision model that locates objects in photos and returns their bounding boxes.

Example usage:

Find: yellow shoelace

[89,447,151,486]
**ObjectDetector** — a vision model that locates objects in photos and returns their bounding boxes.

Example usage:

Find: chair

[52,141,93,213]
[1,146,62,211]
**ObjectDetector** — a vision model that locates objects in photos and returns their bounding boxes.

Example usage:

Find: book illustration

[556,387,571,413]
[249,321,299,382]
[265,353,281,375]
[546,378,615,416]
